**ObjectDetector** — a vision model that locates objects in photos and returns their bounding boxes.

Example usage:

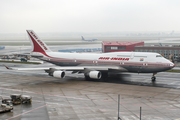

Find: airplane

[81,36,98,41]
[4,30,175,82]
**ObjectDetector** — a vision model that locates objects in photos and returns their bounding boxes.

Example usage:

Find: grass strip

[166,69,180,73]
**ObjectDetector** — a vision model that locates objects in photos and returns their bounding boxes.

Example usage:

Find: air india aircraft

[4,30,175,82]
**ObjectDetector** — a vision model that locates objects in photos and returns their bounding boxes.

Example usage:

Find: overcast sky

[1,0,180,33]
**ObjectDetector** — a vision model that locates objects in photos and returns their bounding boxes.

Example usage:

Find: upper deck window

[156,55,162,57]
[134,56,147,58]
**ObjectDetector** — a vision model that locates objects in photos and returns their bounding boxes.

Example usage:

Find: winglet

[3,65,12,70]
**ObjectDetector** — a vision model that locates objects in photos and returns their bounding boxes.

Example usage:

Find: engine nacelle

[53,71,65,78]
[88,71,101,79]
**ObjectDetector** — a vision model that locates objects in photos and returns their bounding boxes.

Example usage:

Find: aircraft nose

[173,63,175,67]
[170,63,175,68]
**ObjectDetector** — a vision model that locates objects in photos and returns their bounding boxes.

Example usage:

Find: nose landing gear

[151,73,157,82]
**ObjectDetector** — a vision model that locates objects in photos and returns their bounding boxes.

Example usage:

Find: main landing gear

[151,73,157,82]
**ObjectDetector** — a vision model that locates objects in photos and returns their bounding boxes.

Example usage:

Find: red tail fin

[26,30,52,53]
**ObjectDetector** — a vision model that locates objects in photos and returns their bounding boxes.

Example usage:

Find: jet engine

[52,71,65,78]
[88,71,102,79]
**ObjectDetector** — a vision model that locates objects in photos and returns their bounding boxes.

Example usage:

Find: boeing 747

[4,30,175,82]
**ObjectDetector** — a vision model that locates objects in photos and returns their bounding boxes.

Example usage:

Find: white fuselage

[35,51,174,73]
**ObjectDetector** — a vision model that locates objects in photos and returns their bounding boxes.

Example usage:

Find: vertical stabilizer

[81,36,85,40]
[26,30,52,53]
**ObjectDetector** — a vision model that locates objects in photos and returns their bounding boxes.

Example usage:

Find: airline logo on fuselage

[99,57,129,61]
[30,31,47,50]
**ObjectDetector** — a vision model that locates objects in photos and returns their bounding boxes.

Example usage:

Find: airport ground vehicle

[10,94,21,105]
[20,58,27,62]
[2,94,32,105]
[21,95,32,103]
[11,94,32,104]
[0,101,13,113]
[2,98,11,104]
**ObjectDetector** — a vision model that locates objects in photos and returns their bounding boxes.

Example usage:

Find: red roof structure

[102,41,144,53]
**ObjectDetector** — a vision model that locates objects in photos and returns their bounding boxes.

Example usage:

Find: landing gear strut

[151,73,157,82]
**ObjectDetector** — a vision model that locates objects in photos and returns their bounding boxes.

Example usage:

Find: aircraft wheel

[85,75,90,80]
[151,76,156,82]
[85,75,95,81]
[100,72,108,82]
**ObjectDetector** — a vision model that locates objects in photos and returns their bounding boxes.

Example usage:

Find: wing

[3,65,128,72]
[4,64,128,79]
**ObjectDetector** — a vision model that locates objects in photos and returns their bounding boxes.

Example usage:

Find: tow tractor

[0,100,13,113]
[10,94,21,105]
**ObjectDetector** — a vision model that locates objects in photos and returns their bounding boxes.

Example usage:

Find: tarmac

[0,63,180,120]
[1,44,180,120]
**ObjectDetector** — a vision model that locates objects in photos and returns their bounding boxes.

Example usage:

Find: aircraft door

[130,53,135,59]
[93,60,98,65]
[144,63,148,67]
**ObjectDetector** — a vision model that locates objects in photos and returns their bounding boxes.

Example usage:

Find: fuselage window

[156,55,162,57]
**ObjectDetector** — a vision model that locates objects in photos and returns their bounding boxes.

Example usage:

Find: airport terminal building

[102,41,144,53]
[135,45,180,59]
[102,41,180,60]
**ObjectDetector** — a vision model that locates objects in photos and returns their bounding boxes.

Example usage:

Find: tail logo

[37,40,48,50]
[29,31,48,51]
[30,31,38,39]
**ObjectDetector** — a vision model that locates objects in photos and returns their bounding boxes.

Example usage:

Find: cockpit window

[156,55,162,57]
